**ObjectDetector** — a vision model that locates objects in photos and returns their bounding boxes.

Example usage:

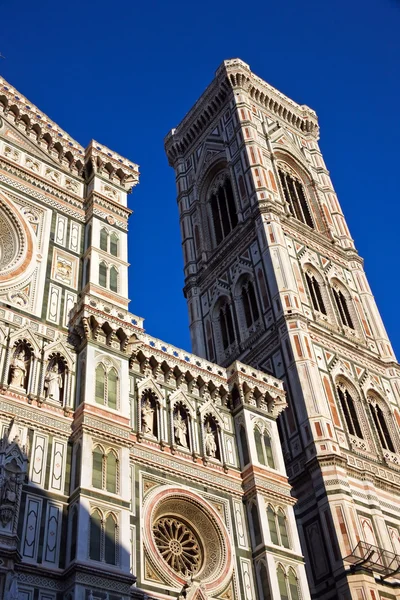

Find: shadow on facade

[0,418,144,600]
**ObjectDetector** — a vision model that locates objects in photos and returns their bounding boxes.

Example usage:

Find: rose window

[153,517,203,577]
[144,487,233,592]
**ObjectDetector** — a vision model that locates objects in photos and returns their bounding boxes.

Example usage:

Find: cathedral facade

[0,72,310,600]
[165,59,400,599]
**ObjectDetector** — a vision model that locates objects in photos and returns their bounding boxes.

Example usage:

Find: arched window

[267,506,279,545]
[254,427,275,468]
[84,258,91,286]
[92,446,119,494]
[99,262,107,288]
[74,444,81,490]
[110,233,119,257]
[106,451,118,493]
[255,427,265,465]
[110,266,118,293]
[277,566,289,600]
[89,510,118,564]
[258,562,272,600]
[70,507,78,561]
[95,363,119,409]
[219,299,235,350]
[277,566,300,600]
[263,432,275,468]
[337,384,363,438]
[100,228,108,252]
[239,426,250,467]
[95,364,105,405]
[250,503,262,547]
[108,369,118,410]
[92,447,104,489]
[267,506,290,548]
[277,509,290,549]
[242,280,260,328]
[305,273,326,315]
[369,402,395,452]
[332,287,354,329]
[278,169,314,228]
[105,514,117,565]
[210,176,238,246]
[89,509,102,561]
[288,570,300,600]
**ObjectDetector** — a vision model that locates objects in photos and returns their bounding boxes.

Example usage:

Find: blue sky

[1,0,399,357]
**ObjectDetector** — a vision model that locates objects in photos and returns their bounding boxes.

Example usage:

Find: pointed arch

[92,446,104,489]
[367,391,396,453]
[100,228,108,252]
[330,278,357,330]
[110,232,119,257]
[89,509,102,561]
[267,505,279,545]
[109,265,118,293]
[107,368,118,410]
[95,363,106,404]
[278,165,314,228]
[304,266,327,315]
[106,450,118,494]
[104,512,117,565]
[335,378,363,439]
[99,261,107,287]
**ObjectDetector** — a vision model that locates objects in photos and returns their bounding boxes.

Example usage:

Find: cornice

[165,59,319,165]
[0,77,139,190]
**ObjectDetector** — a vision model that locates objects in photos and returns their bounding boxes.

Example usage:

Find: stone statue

[44,364,63,403]
[6,573,19,600]
[0,471,19,526]
[9,350,27,389]
[174,411,188,448]
[204,424,217,458]
[142,397,155,435]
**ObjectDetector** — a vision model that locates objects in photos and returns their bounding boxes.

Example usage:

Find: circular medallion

[143,486,233,593]
[0,193,35,286]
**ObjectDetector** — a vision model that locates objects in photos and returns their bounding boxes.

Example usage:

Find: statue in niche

[9,348,28,390]
[44,363,63,403]
[174,410,188,448]
[5,573,19,600]
[142,397,155,436]
[204,423,217,458]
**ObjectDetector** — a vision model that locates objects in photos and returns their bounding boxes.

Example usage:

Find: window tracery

[254,425,275,468]
[278,167,314,228]
[89,508,118,565]
[332,285,354,329]
[336,382,363,439]
[98,261,119,293]
[92,446,119,494]
[153,517,202,577]
[367,394,396,453]
[241,279,260,328]
[277,565,300,600]
[99,228,119,257]
[267,505,290,548]
[95,363,119,409]
[217,297,235,351]
[208,175,238,246]
[305,271,326,315]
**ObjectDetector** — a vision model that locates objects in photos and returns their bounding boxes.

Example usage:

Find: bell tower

[165,59,400,599]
